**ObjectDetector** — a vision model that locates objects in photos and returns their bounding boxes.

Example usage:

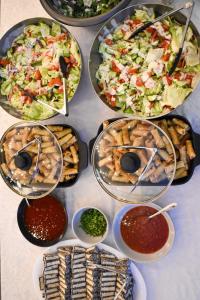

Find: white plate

[113,203,175,263]
[33,239,147,300]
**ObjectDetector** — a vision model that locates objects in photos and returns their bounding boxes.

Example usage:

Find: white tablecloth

[1,0,200,299]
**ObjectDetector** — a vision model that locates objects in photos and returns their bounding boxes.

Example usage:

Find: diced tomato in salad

[64,54,78,67]
[46,33,67,44]
[104,38,113,45]
[119,48,128,55]
[0,58,10,66]
[111,61,121,74]
[128,68,138,75]
[34,70,42,80]
[166,75,173,85]
[136,77,144,87]
[160,40,170,50]
[48,77,62,87]
[162,53,170,62]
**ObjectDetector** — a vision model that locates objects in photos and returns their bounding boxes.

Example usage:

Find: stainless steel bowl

[0,18,82,120]
[89,3,200,119]
[40,0,131,27]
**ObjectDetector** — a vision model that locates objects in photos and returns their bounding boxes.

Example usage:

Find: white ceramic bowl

[113,203,175,263]
[72,207,109,246]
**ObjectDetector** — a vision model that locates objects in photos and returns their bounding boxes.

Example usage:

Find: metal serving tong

[129,1,194,75]
[25,56,69,116]
[110,145,157,192]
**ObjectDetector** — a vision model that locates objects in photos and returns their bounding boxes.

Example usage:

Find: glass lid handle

[120,152,141,173]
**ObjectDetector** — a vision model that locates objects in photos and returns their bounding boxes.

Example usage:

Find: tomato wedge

[104,38,113,45]
[160,40,170,49]
[166,75,172,85]
[34,70,42,80]
[128,68,138,75]
[0,58,10,66]
[48,77,62,87]
[136,77,144,87]
[162,53,170,61]
[111,61,121,74]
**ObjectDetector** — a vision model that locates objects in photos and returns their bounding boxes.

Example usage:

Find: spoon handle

[149,203,177,219]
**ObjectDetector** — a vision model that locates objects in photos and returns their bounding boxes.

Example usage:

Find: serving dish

[91,117,176,204]
[72,207,109,246]
[0,17,82,120]
[89,115,200,186]
[17,195,68,247]
[0,122,88,198]
[33,239,147,300]
[113,203,175,263]
[40,0,131,27]
[89,3,200,119]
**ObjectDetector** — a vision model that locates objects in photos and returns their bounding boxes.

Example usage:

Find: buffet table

[1,0,200,299]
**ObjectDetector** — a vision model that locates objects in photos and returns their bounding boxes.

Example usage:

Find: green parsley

[80,209,107,237]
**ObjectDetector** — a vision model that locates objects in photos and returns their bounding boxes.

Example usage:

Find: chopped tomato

[119,78,125,83]
[127,19,142,27]
[136,77,144,87]
[24,96,33,105]
[58,86,64,94]
[50,65,59,71]
[160,40,170,49]
[104,38,113,45]
[111,61,121,74]
[46,33,67,44]
[64,54,77,67]
[166,75,172,85]
[174,72,181,80]
[128,68,138,75]
[162,53,170,61]
[185,74,193,86]
[48,77,62,87]
[146,27,155,34]
[151,30,158,41]
[34,70,41,80]
[0,58,10,66]
[119,48,128,55]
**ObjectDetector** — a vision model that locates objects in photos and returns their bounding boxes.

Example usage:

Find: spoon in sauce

[134,203,177,225]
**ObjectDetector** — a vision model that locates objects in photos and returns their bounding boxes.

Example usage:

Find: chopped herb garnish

[80,209,107,237]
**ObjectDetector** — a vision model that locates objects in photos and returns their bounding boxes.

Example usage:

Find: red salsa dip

[120,206,169,254]
[24,195,67,241]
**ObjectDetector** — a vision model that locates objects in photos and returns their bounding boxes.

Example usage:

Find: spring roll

[47,125,63,132]
[58,134,73,146]
[110,129,123,145]
[162,136,173,154]
[151,128,165,148]
[122,120,137,130]
[175,126,186,136]
[103,120,110,129]
[179,146,188,170]
[168,127,180,145]
[158,150,172,163]
[42,146,57,154]
[122,128,130,145]
[63,168,78,176]
[55,128,72,139]
[98,155,113,167]
[174,167,187,180]
[111,174,130,183]
[172,118,189,130]
[70,146,79,163]
[186,140,196,159]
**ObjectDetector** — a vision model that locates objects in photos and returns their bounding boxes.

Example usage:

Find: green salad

[96,9,200,117]
[56,0,121,18]
[80,209,107,237]
[0,22,81,120]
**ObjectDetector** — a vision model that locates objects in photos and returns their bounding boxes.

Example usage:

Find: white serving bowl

[72,207,109,246]
[113,203,175,263]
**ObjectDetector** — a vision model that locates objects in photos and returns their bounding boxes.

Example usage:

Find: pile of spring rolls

[39,245,134,300]
[98,118,196,184]
[153,118,196,180]
[47,126,79,182]
[1,126,62,185]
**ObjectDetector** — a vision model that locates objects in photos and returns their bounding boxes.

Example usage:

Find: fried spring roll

[111,174,130,183]
[122,120,137,130]
[47,125,63,132]
[186,140,196,159]
[158,150,172,163]
[41,142,53,149]
[63,168,78,176]
[103,134,115,144]
[62,136,77,150]
[175,126,186,135]
[70,146,79,163]
[172,118,189,130]
[162,136,173,154]
[179,146,188,170]
[55,128,72,139]
[122,128,130,145]
[98,155,113,167]
[110,129,123,145]
[42,146,57,154]
[176,161,185,169]
[174,167,187,179]
[103,120,110,129]
[151,128,165,148]
[168,127,180,145]
[58,133,73,146]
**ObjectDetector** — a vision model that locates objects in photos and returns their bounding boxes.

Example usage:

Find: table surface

[1,0,200,299]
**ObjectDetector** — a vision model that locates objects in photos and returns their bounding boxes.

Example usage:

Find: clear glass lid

[92,118,176,203]
[0,122,63,199]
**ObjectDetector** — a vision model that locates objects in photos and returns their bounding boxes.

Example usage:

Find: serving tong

[24,56,69,117]
[129,1,194,75]
[110,145,158,192]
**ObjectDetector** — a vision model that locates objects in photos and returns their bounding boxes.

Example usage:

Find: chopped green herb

[80,209,107,237]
